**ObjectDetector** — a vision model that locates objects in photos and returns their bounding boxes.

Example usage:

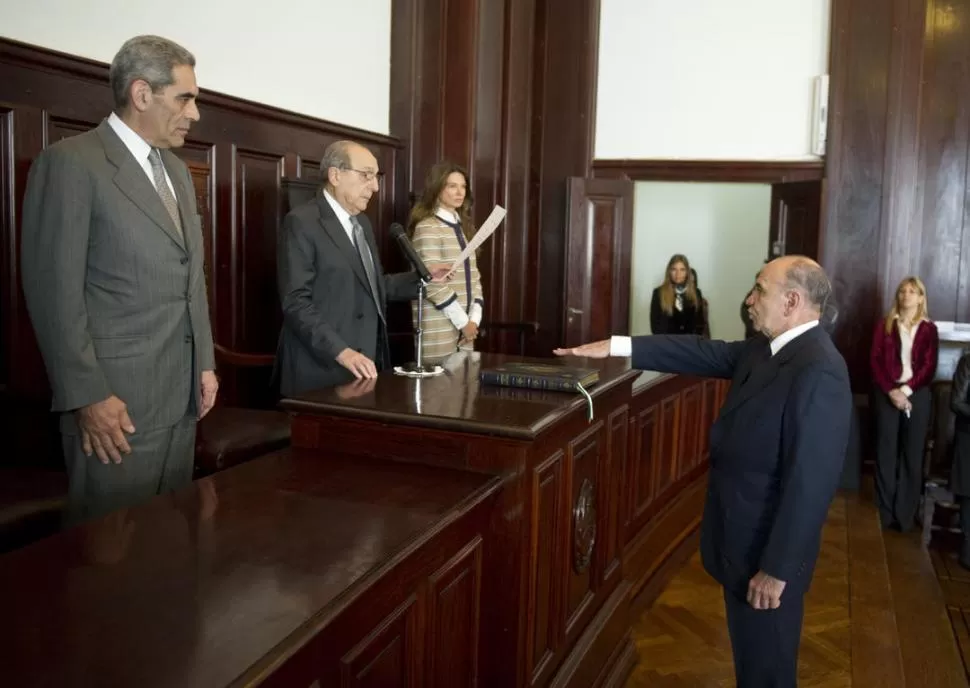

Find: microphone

[389,223,433,283]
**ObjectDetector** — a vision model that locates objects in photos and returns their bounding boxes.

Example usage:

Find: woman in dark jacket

[649,254,705,336]
[950,351,970,567]
[870,276,939,531]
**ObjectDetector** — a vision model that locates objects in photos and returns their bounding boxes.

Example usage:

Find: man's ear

[129,79,153,113]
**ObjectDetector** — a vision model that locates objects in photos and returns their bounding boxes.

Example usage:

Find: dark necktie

[148,148,182,238]
[350,215,384,322]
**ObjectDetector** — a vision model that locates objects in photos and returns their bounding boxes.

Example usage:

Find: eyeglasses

[341,166,384,183]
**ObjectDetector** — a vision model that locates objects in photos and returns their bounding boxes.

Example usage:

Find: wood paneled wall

[390,0,601,355]
[0,38,407,466]
[823,0,970,388]
[7,0,964,454]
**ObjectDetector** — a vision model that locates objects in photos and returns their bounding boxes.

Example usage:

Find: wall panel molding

[592,159,825,184]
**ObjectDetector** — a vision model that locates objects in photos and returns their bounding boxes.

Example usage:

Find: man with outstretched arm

[555,255,852,688]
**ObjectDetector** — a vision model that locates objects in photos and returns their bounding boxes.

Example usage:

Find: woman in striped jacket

[408,162,485,363]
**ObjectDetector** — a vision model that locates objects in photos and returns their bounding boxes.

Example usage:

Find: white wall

[596,0,830,160]
[0,0,391,134]
[631,182,770,341]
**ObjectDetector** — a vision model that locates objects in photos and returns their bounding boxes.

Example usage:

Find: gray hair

[109,35,196,110]
[319,141,353,176]
[784,257,832,313]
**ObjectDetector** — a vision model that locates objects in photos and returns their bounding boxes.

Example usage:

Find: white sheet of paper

[447,205,506,276]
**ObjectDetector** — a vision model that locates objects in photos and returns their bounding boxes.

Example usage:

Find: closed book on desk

[479,362,599,393]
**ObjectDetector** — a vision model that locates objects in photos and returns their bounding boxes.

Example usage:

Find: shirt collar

[435,207,459,224]
[107,111,152,164]
[769,320,819,356]
[895,313,924,332]
[323,189,353,227]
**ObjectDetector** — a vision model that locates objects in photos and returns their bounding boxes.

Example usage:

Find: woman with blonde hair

[408,162,484,362]
[649,254,706,335]
[870,276,938,531]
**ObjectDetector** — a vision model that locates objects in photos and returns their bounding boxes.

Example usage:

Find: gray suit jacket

[21,120,215,433]
[276,196,418,396]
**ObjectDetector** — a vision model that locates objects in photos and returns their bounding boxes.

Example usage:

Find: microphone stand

[395,275,445,377]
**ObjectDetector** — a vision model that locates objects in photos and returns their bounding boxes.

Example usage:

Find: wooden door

[562,177,635,347]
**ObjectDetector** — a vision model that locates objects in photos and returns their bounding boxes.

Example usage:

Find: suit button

[186,294,192,303]
[180,257,188,265]
[184,335,192,343]
[356,313,364,320]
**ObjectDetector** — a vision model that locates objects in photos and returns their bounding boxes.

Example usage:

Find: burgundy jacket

[869,318,939,394]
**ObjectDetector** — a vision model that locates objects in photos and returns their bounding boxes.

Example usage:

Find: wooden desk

[0,355,722,688]
[0,450,500,687]
[281,352,724,687]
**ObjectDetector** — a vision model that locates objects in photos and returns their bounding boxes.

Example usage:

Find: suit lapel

[315,196,372,296]
[96,121,186,252]
[719,327,823,417]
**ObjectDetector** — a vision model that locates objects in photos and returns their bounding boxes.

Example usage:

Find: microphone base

[393,363,445,378]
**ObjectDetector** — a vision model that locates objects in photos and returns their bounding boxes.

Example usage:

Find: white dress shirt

[608,320,819,358]
[321,189,355,244]
[106,112,176,198]
[896,318,922,397]
[768,320,819,356]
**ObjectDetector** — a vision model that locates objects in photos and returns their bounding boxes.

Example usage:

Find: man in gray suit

[21,35,217,523]
[277,140,448,395]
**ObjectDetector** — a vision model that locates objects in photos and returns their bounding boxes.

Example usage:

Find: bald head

[746,256,832,339]
[775,256,830,313]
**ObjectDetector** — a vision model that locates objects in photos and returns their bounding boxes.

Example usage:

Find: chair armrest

[214,342,276,368]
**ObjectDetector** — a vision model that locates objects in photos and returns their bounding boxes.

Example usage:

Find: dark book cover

[479,361,599,393]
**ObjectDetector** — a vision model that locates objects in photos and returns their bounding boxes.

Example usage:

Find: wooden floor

[626,482,969,687]
[930,519,970,678]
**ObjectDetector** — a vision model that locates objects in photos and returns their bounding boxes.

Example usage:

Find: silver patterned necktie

[148,148,183,237]
[350,215,383,321]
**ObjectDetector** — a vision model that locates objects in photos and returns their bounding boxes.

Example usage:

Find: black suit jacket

[950,352,970,496]
[631,326,852,599]
[649,286,706,335]
[276,196,419,396]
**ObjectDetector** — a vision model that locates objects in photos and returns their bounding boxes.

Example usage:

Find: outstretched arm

[554,334,748,380]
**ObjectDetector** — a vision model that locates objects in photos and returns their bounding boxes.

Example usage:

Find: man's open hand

[337,348,378,379]
[552,339,612,359]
